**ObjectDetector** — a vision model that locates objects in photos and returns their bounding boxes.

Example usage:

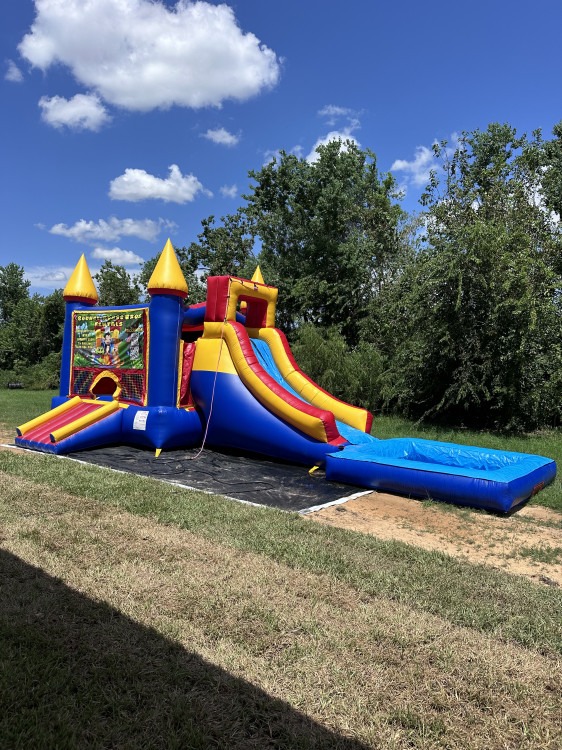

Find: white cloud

[263,145,304,164]
[203,127,240,146]
[109,164,210,203]
[220,184,238,198]
[39,93,111,131]
[5,59,23,82]
[91,247,144,265]
[49,217,170,243]
[391,145,436,188]
[391,135,461,190]
[318,104,353,119]
[307,129,360,163]
[19,0,280,111]
[24,265,81,292]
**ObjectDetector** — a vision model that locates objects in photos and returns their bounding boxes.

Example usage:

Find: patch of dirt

[309,491,562,587]
[0,427,26,454]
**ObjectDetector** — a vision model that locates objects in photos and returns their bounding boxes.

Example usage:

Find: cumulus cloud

[5,59,23,82]
[318,104,353,119]
[307,129,360,163]
[109,164,210,203]
[49,217,170,243]
[39,93,111,131]
[19,0,280,111]
[24,265,77,291]
[91,247,144,265]
[391,145,436,188]
[306,107,361,162]
[391,135,461,190]
[220,184,238,198]
[203,127,240,146]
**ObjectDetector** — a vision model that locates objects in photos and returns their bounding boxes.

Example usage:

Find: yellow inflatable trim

[256,327,371,432]
[200,321,331,443]
[50,400,121,443]
[16,396,83,436]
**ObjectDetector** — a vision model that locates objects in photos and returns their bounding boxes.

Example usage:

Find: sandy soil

[308,491,562,587]
[2,426,561,588]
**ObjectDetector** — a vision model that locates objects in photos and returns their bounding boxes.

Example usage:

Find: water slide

[190,321,369,466]
[192,323,556,513]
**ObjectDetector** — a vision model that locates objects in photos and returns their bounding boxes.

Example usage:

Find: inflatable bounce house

[16,240,556,513]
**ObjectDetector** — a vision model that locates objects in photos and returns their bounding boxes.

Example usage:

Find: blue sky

[2,0,561,293]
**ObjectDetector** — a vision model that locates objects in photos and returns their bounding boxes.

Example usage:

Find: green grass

[0,389,56,431]
[2,391,562,748]
[1,449,561,656]
[2,389,561,510]
[518,545,562,565]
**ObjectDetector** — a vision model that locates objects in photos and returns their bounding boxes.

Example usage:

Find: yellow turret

[63,254,98,303]
[147,238,189,298]
[251,265,265,285]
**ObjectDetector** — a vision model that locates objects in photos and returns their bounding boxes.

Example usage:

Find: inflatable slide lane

[15,396,126,454]
[189,274,556,513]
[190,275,372,465]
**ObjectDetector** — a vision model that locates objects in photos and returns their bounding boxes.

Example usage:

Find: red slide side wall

[229,321,345,445]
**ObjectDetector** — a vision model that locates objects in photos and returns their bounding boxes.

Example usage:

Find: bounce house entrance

[90,370,122,400]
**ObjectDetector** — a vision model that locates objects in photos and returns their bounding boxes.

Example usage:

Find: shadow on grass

[0,549,369,750]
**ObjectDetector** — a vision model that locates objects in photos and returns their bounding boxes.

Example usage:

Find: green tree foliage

[541,120,562,220]
[93,261,141,306]
[194,211,256,279]
[0,288,65,387]
[292,324,383,410]
[381,124,562,430]
[244,140,404,343]
[0,263,30,324]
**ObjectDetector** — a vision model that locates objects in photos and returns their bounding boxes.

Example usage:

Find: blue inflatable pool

[325,438,556,513]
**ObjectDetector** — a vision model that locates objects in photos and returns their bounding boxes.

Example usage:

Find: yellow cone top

[240,267,265,313]
[63,254,98,303]
[251,265,265,285]
[147,239,189,298]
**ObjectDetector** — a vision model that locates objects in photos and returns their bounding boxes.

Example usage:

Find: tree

[94,261,140,306]
[0,263,30,324]
[382,123,562,430]
[36,289,65,359]
[194,211,256,279]
[541,120,562,220]
[244,140,404,343]
[0,294,43,371]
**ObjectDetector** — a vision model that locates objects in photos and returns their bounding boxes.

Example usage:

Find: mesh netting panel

[71,368,145,405]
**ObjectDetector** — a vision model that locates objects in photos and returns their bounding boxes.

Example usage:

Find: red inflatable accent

[229,321,342,443]
[22,401,101,445]
[179,342,196,407]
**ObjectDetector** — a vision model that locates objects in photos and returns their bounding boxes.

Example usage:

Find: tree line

[2,121,562,431]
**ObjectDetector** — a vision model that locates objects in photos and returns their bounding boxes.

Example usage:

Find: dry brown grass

[1,471,561,749]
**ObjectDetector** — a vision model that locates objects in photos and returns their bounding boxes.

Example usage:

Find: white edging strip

[1,444,274,509]
[299,489,372,515]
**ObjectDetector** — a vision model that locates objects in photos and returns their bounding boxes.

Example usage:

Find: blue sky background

[1,0,561,293]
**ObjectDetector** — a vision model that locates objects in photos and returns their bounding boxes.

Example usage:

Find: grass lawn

[1,390,562,748]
